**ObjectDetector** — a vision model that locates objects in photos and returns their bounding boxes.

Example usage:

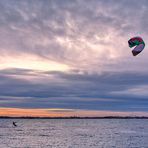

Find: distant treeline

[0,116,148,119]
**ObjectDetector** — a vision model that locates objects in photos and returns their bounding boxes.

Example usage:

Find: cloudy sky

[0,0,148,117]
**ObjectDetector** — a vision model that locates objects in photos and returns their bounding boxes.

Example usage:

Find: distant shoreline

[0,116,148,119]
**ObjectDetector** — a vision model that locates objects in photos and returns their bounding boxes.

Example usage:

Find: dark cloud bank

[0,68,148,111]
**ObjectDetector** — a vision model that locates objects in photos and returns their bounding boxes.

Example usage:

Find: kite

[128,37,145,56]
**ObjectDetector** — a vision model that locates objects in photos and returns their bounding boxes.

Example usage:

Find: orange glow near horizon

[0,108,148,117]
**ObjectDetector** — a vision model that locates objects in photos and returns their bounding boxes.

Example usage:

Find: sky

[0,0,148,117]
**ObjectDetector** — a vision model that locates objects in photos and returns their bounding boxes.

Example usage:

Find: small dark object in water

[13,122,17,127]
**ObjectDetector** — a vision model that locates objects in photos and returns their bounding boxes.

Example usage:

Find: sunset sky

[0,0,148,117]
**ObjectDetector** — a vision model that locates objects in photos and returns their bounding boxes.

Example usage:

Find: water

[0,119,148,148]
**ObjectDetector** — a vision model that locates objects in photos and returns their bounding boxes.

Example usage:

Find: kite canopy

[128,37,145,56]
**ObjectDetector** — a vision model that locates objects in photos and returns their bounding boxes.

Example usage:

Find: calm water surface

[0,119,148,148]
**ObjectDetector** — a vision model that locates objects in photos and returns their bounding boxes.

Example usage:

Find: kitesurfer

[13,121,17,127]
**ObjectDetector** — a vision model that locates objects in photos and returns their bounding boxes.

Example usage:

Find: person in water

[13,121,17,127]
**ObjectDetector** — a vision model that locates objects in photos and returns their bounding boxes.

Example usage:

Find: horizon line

[0,116,148,119]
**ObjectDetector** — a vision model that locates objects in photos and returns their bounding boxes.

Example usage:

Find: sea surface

[0,119,148,148]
